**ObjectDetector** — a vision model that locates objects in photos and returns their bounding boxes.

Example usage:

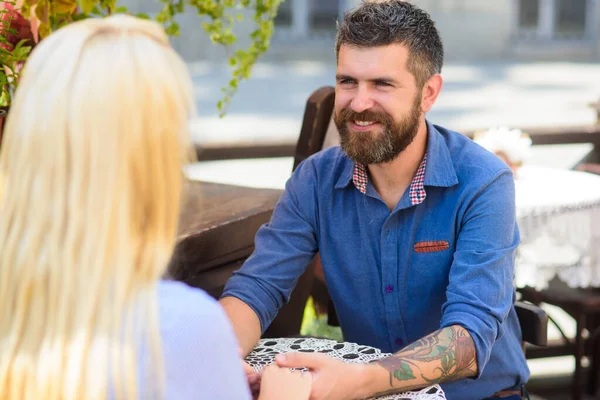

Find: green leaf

[135,12,150,20]
[0,90,10,108]
[392,362,415,381]
[165,22,180,36]
[54,0,78,14]
[13,41,32,60]
[77,0,98,14]
[155,7,170,23]
[38,23,51,38]
[35,0,49,24]
[185,0,283,114]
[72,12,89,21]
[100,0,117,12]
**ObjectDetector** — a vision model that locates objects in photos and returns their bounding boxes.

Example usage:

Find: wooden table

[167,180,315,337]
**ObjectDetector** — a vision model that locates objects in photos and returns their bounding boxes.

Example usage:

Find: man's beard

[334,94,422,165]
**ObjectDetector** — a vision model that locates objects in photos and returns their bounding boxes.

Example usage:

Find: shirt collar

[423,121,459,188]
[334,121,458,201]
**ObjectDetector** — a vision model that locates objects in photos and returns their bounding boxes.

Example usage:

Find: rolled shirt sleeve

[220,159,319,333]
[440,169,519,378]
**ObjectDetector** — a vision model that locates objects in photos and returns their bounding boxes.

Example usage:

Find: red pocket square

[414,240,449,253]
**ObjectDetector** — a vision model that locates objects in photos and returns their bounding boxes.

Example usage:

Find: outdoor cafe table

[245,337,446,400]
[515,165,600,290]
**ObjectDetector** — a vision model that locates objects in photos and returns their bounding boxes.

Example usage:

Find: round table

[245,338,446,400]
[515,165,600,289]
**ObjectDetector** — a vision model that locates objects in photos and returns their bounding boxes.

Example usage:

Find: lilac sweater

[143,280,251,399]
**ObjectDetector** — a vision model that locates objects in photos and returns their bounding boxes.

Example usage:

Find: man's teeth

[354,120,374,126]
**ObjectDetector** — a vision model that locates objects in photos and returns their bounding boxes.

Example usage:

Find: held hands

[243,360,261,399]
[258,364,312,400]
[239,347,261,399]
[275,352,372,400]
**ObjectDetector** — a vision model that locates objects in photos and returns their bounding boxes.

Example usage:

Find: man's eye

[376,81,391,87]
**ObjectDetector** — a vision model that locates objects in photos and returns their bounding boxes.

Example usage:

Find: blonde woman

[0,15,311,400]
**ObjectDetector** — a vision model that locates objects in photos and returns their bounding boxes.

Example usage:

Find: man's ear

[420,74,443,113]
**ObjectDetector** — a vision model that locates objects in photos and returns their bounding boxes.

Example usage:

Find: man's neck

[368,120,428,210]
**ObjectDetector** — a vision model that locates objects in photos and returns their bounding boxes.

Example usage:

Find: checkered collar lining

[352,153,428,206]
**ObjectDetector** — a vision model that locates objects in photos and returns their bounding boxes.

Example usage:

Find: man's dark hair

[335,0,444,88]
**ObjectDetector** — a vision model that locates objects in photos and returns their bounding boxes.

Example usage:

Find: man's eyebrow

[369,76,399,85]
[336,74,355,81]
[335,74,400,85]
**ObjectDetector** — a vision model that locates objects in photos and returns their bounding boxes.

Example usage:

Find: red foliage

[0,2,34,51]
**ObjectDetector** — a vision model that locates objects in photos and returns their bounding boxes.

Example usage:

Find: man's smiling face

[334,43,423,165]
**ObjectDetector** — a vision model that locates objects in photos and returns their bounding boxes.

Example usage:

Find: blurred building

[416,0,600,61]
[120,0,600,62]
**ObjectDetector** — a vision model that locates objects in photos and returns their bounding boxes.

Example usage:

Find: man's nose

[350,86,375,113]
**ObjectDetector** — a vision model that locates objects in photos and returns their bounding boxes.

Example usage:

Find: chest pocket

[408,239,454,302]
[414,240,449,253]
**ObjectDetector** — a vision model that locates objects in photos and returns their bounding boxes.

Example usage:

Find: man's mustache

[337,109,391,125]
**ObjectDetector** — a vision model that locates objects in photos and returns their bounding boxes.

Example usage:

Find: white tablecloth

[246,338,446,400]
[515,165,600,289]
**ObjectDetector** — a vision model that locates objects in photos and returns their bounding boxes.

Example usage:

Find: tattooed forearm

[373,384,425,397]
[374,325,477,392]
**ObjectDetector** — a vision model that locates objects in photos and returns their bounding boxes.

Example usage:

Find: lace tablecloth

[515,165,600,289]
[246,338,446,400]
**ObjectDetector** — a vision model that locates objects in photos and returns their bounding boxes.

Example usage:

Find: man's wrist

[355,363,385,399]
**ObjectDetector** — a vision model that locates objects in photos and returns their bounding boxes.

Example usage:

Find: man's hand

[275,352,372,400]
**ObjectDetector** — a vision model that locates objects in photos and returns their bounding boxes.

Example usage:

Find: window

[515,0,596,42]
[273,0,340,39]
[519,0,540,30]
[555,0,587,39]
[311,0,339,32]
[274,0,292,26]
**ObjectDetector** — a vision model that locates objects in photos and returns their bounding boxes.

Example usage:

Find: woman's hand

[258,364,312,400]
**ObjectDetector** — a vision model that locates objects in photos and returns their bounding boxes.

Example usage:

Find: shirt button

[395,338,403,346]
[385,285,393,293]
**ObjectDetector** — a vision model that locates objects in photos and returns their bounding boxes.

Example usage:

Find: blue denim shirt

[222,122,530,400]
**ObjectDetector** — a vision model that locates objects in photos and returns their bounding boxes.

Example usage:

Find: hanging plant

[0,0,34,107]
[0,0,283,115]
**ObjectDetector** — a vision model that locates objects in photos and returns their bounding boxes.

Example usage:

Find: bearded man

[219,2,529,399]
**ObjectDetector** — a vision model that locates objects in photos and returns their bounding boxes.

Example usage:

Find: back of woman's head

[0,15,195,400]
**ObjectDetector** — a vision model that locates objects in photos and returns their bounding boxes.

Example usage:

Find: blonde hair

[0,15,195,400]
